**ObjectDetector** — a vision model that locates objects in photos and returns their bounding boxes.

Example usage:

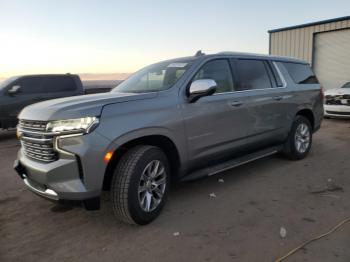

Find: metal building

[269,16,350,90]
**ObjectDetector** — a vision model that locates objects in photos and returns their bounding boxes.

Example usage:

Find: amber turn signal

[104,151,113,162]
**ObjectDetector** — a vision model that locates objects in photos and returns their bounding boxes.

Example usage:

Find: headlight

[46,117,99,134]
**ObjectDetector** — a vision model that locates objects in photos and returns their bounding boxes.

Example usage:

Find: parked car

[14,52,324,225]
[324,82,350,118]
[0,74,111,129]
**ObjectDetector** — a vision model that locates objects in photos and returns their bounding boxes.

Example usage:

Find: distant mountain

[83,79,123,91]
[79,73,131,81]
[0,73,132,83]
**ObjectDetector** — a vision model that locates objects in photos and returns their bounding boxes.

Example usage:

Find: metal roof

[268,16,350,33]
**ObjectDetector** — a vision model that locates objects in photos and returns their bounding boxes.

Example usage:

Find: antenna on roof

[195,50,205,57]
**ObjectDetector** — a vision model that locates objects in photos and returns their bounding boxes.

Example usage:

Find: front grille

[325,95,350,106]
[18,119,47,131]
[18,120,58,163]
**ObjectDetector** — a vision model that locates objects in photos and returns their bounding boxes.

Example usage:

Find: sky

[0,0,349,79]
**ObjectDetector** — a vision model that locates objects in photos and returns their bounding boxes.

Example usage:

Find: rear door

[182,59,250,167]
[41,76,78,101]
[231,59,291,147]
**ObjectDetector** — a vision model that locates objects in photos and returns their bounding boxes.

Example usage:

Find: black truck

[0,74,112,129]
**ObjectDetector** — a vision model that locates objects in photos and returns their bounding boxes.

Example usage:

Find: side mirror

[7,85,21,95]
[188,79,217,103]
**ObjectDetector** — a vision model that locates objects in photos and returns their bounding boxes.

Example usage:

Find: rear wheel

[110,145,170,225]
[282,115,312,160]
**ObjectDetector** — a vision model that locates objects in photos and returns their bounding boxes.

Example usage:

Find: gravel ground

[0,119,349,262]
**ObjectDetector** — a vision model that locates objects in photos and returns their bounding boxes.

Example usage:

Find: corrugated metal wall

[269,19,350,65]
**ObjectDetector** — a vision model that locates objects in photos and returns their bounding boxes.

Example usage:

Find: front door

[181,59,250,168]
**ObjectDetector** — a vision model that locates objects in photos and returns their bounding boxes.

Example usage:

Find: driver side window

[193,60,234,93]
[14,77,44,94]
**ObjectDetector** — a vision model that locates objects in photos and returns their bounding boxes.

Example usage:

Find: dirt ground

[0,119,349,262]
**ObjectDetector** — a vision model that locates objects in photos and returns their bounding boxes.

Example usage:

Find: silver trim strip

[18,121,47,130]
[212,83,287,97]
[23,177,59,200]
[17,127,57,136]
[19,126,46,131]
[21,136,53,143]
[212,88,284,96]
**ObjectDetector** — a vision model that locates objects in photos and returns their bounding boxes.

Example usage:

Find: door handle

[273,96,283,101]
[230,101,243,107]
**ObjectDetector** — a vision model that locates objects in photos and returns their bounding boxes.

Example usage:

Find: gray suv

[14,52,324,225]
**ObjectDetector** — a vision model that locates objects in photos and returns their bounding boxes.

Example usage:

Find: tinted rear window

[282,62,318,84]
[42,76,77,92]
[235,59,272,91]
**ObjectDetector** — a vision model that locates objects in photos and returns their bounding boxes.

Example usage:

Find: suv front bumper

[14,159,59,200]
[14,130,112,203]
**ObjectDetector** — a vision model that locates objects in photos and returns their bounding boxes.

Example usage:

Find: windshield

[112,60,193,93]
[341,82,350,88]
[0,76,19,90]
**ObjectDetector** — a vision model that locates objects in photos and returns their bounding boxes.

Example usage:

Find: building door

[313,28,350,90]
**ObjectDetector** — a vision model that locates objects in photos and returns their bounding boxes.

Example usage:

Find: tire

[111,145,170,225]
[282,115,313,160]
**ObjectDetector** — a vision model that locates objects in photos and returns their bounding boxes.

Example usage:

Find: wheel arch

[102,132,183,190]
[296,108,315,131]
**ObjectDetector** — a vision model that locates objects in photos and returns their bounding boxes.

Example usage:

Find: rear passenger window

[193,60,234,94]
[235,60,272,91]
[42,76,77,92]
[282,62,318,84]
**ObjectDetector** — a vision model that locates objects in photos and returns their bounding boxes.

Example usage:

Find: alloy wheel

[294,123,311,154]
[138,160,167,212]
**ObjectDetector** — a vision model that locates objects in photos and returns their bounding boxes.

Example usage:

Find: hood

[325,88,350,96]
[19,92,157,121]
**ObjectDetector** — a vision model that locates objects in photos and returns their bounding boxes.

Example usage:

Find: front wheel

[282,116,313,160]
[110,145,170,225]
